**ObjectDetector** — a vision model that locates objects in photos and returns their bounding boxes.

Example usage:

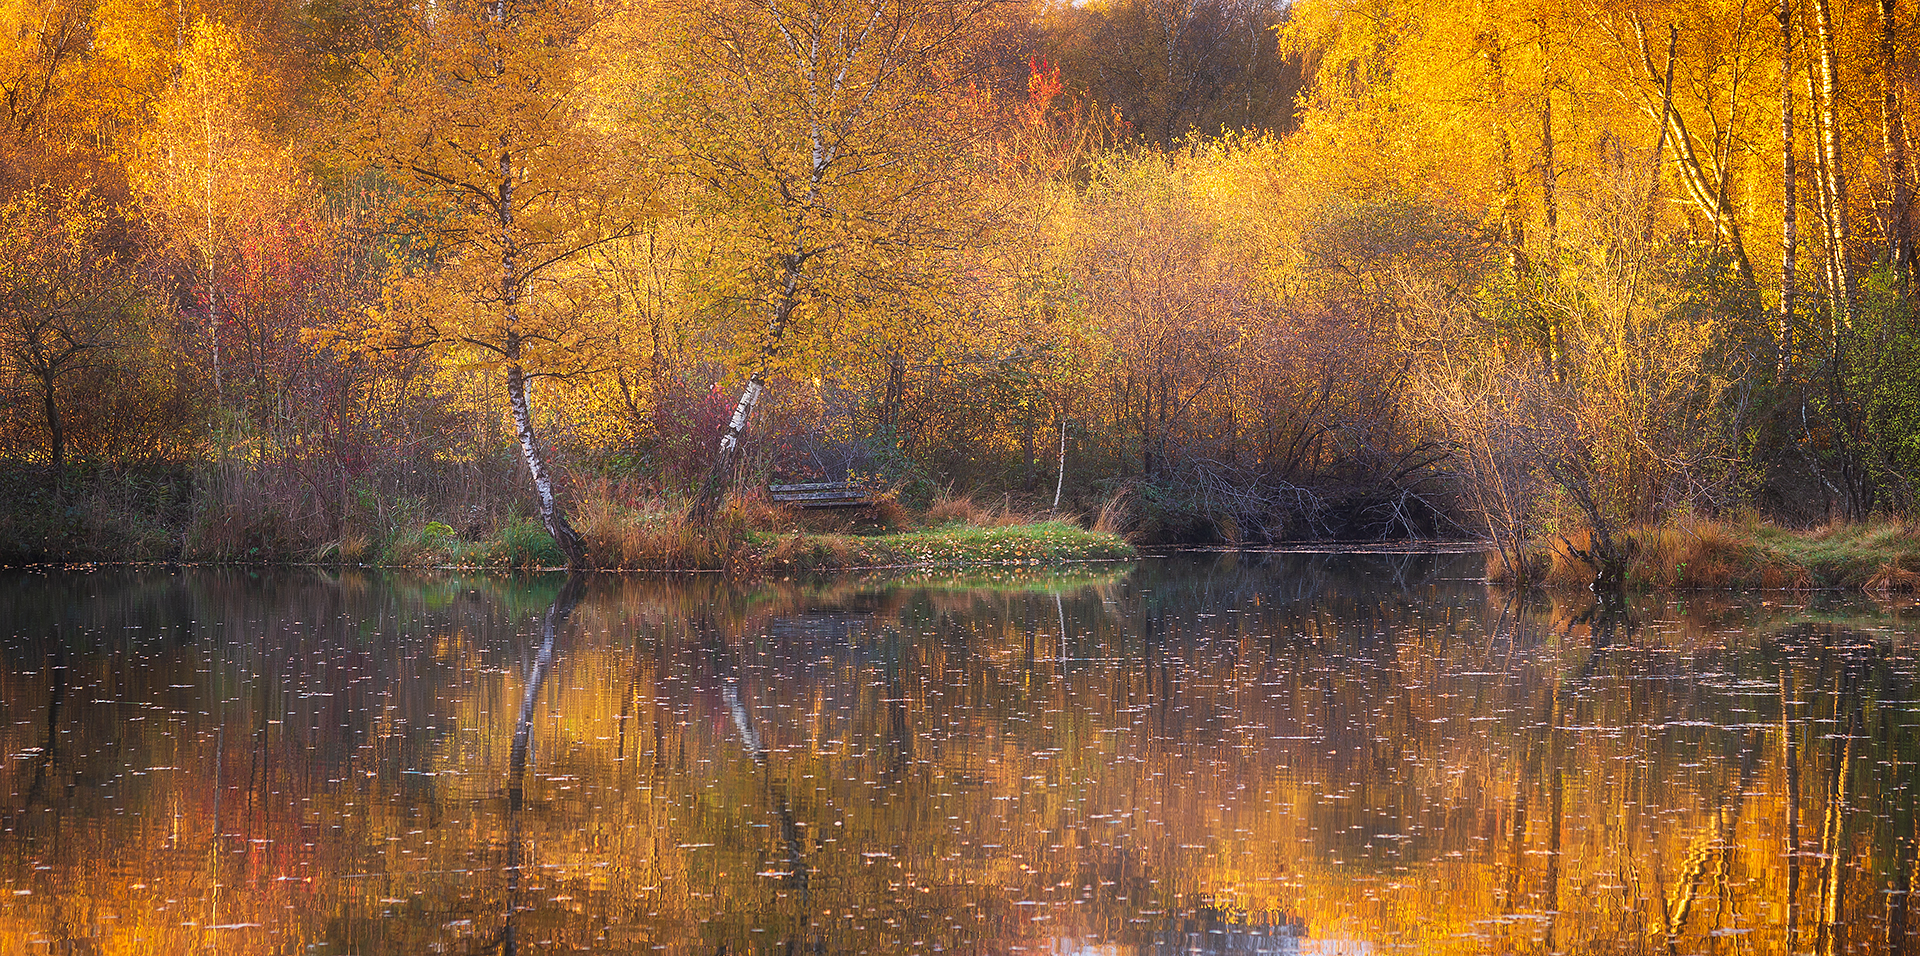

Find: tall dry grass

[926,490,1035,528]
[576,480,781,569]
[1090,486,1133,539]
[1485,517,1920,590]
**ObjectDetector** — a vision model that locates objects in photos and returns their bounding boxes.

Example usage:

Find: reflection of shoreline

[3,559,1918,954]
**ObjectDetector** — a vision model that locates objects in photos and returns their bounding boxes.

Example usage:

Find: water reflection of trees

[2,558,1919,953]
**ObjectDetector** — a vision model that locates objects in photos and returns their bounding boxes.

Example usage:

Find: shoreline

[1490,519,1920,593]
[0,520,1139,573]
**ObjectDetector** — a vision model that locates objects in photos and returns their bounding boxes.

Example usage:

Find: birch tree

[666,0,999,519]
[334,0,647,568]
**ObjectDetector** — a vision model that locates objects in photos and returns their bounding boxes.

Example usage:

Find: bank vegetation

[4,0,1920,586]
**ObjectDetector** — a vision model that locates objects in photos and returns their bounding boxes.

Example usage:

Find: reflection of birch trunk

[1503,689,1540,913]
[1665,736,1757,947]
[1815,708,1856,956]
[705,625,809,902]
[500,574,586,956]
[1886,701,1915,955]
[509,576,585,811]
[1664,809,1722,948]
[1543,679,1564,951]
[1783,671,1803,950]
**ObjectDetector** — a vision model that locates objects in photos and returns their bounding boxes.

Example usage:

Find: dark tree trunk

[38,371,63,486]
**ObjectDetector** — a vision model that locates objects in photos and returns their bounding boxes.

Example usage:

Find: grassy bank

[0,472,1136,571]
[351,516,1136,572]
[1493,519,1920,591]
[749,520,1136,572]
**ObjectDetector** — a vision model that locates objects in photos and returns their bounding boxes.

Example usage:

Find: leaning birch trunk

[694,374,767,521]
[694,262,800,522]
[1053,412,1066,513]
[506,360,588,569]
[1632,20,1759,288]
[1781,0,1798,371]
[499,151,587,570]
[1812,0,1855,324]
[1881,0,1914,284]
[1638,25,1677,251]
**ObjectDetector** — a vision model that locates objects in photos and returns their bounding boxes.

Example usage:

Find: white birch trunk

[1812,0,1855,323]
[1782,0,1798,371]
[507,361,587,568]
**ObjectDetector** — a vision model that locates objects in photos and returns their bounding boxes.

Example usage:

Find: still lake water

[2,553,1917,955]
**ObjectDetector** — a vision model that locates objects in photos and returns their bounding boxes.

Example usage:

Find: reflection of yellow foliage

[2,574,1908,952]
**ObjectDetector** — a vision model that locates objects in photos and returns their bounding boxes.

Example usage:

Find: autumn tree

[1041,0,1304,143]
[133,17,295,412]
[662,0,1000,518]
[333,0,649,568]
[0,188,137,483]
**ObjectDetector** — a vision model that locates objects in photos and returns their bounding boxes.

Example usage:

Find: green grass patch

[383,515,565,570]
[754,519,1136,572]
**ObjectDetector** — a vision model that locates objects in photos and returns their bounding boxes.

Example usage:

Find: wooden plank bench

[768,480,871,508]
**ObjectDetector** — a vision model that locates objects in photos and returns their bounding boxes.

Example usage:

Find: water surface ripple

[2,554,1917,954]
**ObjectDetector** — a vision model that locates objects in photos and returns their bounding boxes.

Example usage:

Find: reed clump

[577,483,759,570]
[1489,517,1920,591]
[926,491,1035,528]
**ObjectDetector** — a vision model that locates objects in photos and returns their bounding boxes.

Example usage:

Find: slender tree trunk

[1633,20,1760,288]
[1808,64,1840,312]
[1540,33,1560,258]
[1642,25,1678,246]
[1053,410,1067,512]
[1539,31,1566,382]
[884,353,905,439]
[506,359,586,568]
[695,258,800,521]
[1484,33,1528,275]
[1882,0,1915,285]
[38,372,63,485]
[1812,0,1855,323]
[1782,0,1799,372]
[494,134,586,568]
